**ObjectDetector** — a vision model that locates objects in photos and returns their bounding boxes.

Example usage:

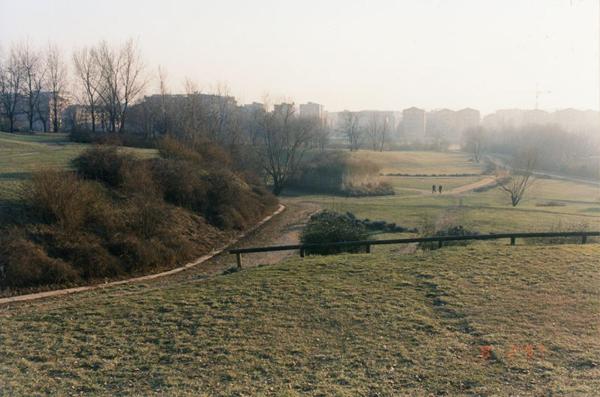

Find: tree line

[0,39,145,134]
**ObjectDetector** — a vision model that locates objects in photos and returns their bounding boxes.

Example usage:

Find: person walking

[432,184,436,194]
[438,185,443,194]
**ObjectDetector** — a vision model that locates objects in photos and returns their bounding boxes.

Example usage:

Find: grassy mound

[0,143,277,292]
[0,244,598,395]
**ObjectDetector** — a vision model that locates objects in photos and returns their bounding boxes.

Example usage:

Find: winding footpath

[0,174,498,306]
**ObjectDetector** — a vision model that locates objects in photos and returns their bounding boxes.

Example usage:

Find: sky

[0,0,598,114]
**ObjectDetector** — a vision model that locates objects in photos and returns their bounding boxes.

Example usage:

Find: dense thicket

[291,151,394,196]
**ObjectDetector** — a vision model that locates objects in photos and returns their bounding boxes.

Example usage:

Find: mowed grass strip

[0,132,157,202]
[0,244,598,396]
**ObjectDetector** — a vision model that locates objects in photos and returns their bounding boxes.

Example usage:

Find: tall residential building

[273,103,296,116]
[426,109,456,141]
[299,102,324,120]
[455,108,481,136]
[402,107,426,140]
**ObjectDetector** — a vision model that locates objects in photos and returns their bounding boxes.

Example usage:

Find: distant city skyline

[1,0,598,114]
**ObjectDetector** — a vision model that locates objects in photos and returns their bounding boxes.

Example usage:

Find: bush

[151,158,209,212]
[341,181,395,197]
[301,211,369,255]
[293,152,394,197]
[157,135,232,168]
[0,234,79,288]
[36,228,121,280]
[158,136,203,163]
[20,170,107,231]
[73,146,134,187]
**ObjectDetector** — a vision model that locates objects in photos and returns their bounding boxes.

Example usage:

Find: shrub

[151,158,209,212]
[293,151,393,196]
[158,136,203,163]
[20,170,106,231]
[36,228,121,280]
[341,182,395,197]
[203,171,266,230]
[157,135,232,168]
[73,146,134,187]
[120,160,161,198]
[0,235,79,288]
[301,211,369,255]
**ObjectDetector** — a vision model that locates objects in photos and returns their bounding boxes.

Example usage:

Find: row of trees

[0,42,67,132]
[0,39,145,133]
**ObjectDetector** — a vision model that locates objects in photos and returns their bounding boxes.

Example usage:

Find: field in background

[0,131,157,203]
[1,244,598,395]
[351,150,482,175]
[288,150,600,233]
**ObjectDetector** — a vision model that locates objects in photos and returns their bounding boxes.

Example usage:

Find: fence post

[438,240,443,249]
[236,253,242,269]
[300,248,305,258]
[510,237,516,246]
[366,244,371,253]
[582,234,587,244]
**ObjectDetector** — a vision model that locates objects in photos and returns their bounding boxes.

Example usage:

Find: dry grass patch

[0,244,598,395]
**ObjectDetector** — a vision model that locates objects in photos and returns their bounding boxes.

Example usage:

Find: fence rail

[229,231,600,268]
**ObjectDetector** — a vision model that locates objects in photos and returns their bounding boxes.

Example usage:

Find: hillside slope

[1,244,598,395]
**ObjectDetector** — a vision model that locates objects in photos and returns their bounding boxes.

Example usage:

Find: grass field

[287,150,600,233]
[1,244,598,395]
[0,132,156,202]
[352,150,482,175]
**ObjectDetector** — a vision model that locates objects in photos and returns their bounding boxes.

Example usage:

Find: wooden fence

[229,231,600,268]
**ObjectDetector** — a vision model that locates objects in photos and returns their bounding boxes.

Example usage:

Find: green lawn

[352,150,483,175]
[0,131,156,201]
[1,244,598,395]
[286,150,600,233]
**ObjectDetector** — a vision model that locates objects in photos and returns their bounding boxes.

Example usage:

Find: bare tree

[45,44,68,132]
[498,150,537,207]
[260,103,315,195]
[463,126,486,163]
[156,65,170,135]
[0,46,23,132]
[93,41,120,133]
[312,115,330,151]
[340,110,363,151]
[73,46,100,132]
[18,43,45,131]
[93,39,146,133]
[117,39,146,133]
[366,112,390,151]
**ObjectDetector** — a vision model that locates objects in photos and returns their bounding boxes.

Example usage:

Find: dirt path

[166,200,320,281]
[447,176,496,195]
[0,175,497,306]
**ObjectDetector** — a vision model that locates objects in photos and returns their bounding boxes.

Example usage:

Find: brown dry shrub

[120,160,161,198]
[204,171,263,230]
[151,158,209,211]
[73,146,134,187]
[0,234,79,288]
[21,170,107,231]
[158,135,232,169]
[157,135,203,163]
[34,227,121,280]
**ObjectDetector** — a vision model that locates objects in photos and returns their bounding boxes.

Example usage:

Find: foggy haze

[0,0,598,113]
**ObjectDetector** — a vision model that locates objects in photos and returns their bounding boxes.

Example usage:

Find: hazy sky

[0,0,598,113]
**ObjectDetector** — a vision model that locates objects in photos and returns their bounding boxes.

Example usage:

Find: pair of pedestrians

[432,185,443,194]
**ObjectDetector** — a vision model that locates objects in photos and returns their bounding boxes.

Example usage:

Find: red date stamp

[479,344,546,361]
